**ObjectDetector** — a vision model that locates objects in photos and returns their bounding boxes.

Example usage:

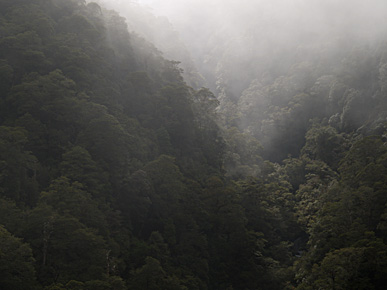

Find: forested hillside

[143,1,387,289]
[1,0,387,289]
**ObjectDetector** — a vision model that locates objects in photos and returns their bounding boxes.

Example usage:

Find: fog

[137,0,387,36]
[133,0,387,49]
[99,0,386,162]
[98,0,387,93]
[93,0,387,162]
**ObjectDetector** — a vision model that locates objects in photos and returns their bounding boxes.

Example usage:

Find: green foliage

[43,276,127,290]
[302,124,345,168]
[3,0,387,289]
[0,59,13,97]
[0,126,39,205]
[0,0,234,288]
[23,205,107,284]
[59,146,109,198]
[0,225,38,290]
[129,256,182,290]
[223,127,263,178]
[41,177,108,235]
[294,135,387,289]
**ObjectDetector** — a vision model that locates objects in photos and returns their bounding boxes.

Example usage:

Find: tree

[59,146,110,199]
[301,124,345,169]
[117,169,153,235]
[129,256,183,290]
[0,126,38,205]
[40,177,109,235]
[0,225,38,290]
[0,59,13,98]
[22,204,108,284]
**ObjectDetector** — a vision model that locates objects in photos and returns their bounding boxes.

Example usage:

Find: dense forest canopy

[1,0,387,289]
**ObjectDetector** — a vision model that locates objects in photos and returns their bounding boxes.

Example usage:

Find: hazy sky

[100,0,387,94]
[131,0,387,48]
[105,0,387,38]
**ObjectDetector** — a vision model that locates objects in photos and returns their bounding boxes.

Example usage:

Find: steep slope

[3,0,387,289]
[138,0,387,161]
[0,1,298,289]
[127,1,387,289]
[94,0,205,89]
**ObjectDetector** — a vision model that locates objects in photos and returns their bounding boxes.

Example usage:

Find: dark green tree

[0,225,38,290]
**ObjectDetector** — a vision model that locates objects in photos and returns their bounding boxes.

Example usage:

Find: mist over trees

[104,0,387,160]
[2,0,387,289]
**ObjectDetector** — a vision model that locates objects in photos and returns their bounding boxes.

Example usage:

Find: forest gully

[1,0,387,289]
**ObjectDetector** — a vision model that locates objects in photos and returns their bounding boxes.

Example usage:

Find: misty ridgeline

[1,0,387,289]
